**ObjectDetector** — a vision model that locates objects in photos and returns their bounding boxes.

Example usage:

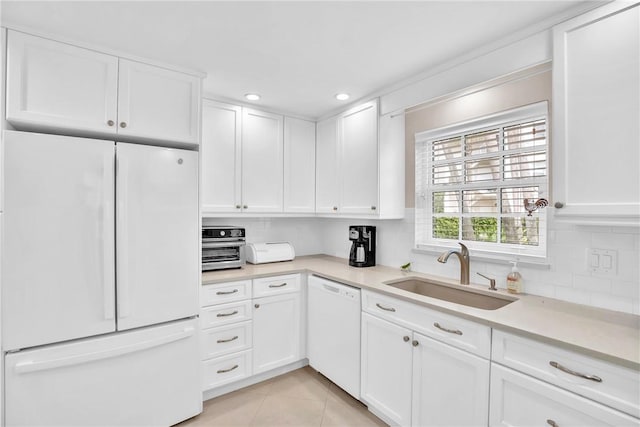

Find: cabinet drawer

[492,330,640,418]
[490,363,639,426]
[200,321,252,360]
[201,300,252,329]
[202,350,252,391]
[201,280,252,307]
[253,274,300,298]
[362,290,491,358]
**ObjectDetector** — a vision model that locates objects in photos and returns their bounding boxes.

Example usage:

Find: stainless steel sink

[384,277,516,310]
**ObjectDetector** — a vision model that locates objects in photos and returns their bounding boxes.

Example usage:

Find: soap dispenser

[507,261,523,294]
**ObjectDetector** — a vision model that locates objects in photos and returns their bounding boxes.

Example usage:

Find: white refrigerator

[1,130,201,426]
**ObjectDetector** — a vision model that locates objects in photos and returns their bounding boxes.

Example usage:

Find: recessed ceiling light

[335,93,350,101]
[245,93,261,101]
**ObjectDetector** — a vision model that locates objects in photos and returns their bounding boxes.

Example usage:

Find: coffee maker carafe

[349,225,376,267]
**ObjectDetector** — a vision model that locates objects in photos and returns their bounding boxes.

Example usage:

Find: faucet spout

[437,242,470,285]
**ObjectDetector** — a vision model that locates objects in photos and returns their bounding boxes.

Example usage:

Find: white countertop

[202,255,640,370]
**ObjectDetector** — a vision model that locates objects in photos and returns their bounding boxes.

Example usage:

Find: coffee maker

[349,225,376,267]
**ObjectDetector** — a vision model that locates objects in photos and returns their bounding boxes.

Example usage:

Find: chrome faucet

[437,242,470,285]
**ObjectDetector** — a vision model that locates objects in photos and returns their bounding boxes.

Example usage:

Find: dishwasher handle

[323,284,340,293]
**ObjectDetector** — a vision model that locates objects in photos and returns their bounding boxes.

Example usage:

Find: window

[415,102,548,259]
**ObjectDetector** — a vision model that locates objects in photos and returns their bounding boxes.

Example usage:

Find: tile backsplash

[205,210,639,315]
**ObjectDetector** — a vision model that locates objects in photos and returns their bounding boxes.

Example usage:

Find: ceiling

[0,1,595,119]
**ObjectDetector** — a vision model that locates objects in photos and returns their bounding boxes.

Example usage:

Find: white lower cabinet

[200,280,254,391]
[361,313,413,426]
[203,350,253,390]
[200,320,252,360]
[253,291,302,374]
[200,275,303,392]
[413,333,489,427]
[361,305,489,427]
[490,363,638,427]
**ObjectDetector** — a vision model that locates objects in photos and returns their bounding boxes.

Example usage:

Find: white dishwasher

[307,275,361,399]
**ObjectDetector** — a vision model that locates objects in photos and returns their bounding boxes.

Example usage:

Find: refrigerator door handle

[13,326,196,375]
[116,154,131,319]
[103,152,115,321]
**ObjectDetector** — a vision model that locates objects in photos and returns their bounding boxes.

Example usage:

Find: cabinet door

[412,333,489,427]
[552,3,640,223]
[316,116,340,213]
[378,112,406,219]
[360,313,413,426]
[201,100,242,213]
[241,108,284,213]
[6,31,118,135]
[490,363,639,426]
[252,293,301,374]
[116,143,199,331]
[284,117,316,213]
[340,100,379,215]
[117,59,200,145]
[2,131,116,350]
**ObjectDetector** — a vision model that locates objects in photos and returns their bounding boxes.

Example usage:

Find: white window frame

[415,102,549,261]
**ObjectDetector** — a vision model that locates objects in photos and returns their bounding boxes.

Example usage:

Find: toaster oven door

[202,241,245,271]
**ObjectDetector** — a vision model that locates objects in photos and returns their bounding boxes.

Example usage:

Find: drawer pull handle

[217,335,239,344]
[376,303,396,312]
[403,336,410,342]
[217,364,239,374]
[549,361,602,382]
[269,283,287,288]
[433,322,463,335]
[216,310,239,317]
[216,289,238,295]
[547,419,559,427]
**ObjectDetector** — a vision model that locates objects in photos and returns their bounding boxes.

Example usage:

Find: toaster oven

[202,226,246,271]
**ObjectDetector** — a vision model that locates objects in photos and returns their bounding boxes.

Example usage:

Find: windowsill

[412,245,551,269]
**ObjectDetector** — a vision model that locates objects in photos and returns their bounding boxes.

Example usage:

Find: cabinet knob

[235,205,241,209]
[412,340,419,347]
[243,205,248,209]
[120,122,127,128]
[371,206,377,211]
[107,120,115,127]
[554,202,564,209]
[332,206,338,211]
[403,336,410,342]
[546,420,558,427]
[254,303,260,309]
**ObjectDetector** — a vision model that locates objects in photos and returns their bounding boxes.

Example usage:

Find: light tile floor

[178,366,388,427]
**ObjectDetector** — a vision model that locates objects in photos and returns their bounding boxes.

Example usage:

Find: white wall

[318,209,640,315]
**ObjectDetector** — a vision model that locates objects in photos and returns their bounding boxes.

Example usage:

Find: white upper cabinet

[316,116,341,214]
[284,117,316,213]
[201,100,243,214]
[117,59,200,145]
[241,108,284,213]
[552,3,640,225]
[315,99,405,218]
[6,30,201,146]
[6,30,119,135]
[340,101,379,215]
